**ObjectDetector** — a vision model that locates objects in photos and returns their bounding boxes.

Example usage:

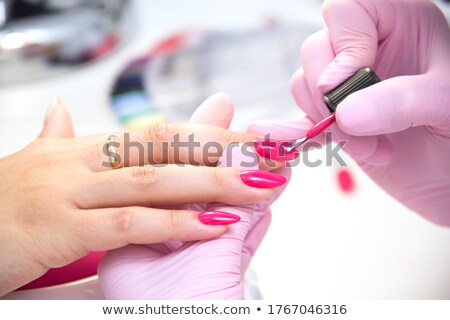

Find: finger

[84,91,259,171]
[39,97,75,138]
[336,74,449,136]
[76,164,273,208]
[78,207,228,251]
[290,68,323,122]
[81,122,258,171]
[301,29,338,118]
[189,92,234,128]
[317,0,384,92]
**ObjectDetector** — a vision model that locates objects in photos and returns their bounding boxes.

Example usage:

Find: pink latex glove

[98,94,308,299]
[284,0,449,226]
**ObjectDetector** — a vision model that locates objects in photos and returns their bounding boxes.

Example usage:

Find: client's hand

[0,94,276,296]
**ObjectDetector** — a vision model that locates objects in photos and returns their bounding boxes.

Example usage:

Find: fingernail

[45,96,62,122]
[198,211,241,225]
[253,139,299,161]
[240,170,286,188]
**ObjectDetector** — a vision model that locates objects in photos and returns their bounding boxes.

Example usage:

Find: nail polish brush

[281,67,381,154]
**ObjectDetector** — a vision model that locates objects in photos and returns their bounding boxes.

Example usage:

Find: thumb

[39,97,75,138]
[317,0,384,92]
[336,75,445,136]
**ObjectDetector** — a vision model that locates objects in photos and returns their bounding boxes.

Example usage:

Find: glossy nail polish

[198,211,241,225]
[240,170,286,188]
[254,139,299,161]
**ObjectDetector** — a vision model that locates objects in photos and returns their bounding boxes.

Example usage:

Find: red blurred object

[18,251,105,290]
[152,32,189,55]
[337,167,355,193]
[89,33,119,59]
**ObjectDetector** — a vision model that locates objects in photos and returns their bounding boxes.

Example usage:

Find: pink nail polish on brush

[198,211,241,225]
[240,170,286,188]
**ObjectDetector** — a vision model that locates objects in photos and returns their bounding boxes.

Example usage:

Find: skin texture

[252,0,450,226]
[0,94,279,297]
[97,95,312,299]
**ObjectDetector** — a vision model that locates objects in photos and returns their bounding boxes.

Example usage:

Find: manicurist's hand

[290,0,450,225]
[0,93,281,296]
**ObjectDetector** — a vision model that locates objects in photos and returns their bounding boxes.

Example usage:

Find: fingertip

[205,91,234,112]
[190,92,234,127]
[318,61,365,94]
[289,68,304,97]
[39,96,75,138]
[317,71,336,94]
[206,92,234,110]
[321,0,347,17]
[316,61,339,93]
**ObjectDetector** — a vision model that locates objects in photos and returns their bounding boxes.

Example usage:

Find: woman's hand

[0,93,279,296]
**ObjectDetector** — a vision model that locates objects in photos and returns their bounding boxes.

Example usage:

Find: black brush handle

[322,67,381,113]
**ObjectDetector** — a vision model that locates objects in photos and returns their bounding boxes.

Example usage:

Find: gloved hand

[286,0,450,226]
[98,94,308,299]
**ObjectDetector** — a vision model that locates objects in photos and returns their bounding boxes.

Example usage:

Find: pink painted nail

[240,170,286,188]
[198,211,241,225]
[254,139,299,161]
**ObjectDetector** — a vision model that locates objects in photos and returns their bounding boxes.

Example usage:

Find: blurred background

[1,0,450,299]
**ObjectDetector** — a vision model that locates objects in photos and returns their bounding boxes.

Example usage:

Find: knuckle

[145,122,174,142]
[221,129,240,146]
[166,209,182,233]
[27,138,59,167]
[112,208,136,234]
[212,167,227,188]
[131,165,159,187]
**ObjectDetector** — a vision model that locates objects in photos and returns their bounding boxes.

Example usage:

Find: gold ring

[106,135,121,168]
